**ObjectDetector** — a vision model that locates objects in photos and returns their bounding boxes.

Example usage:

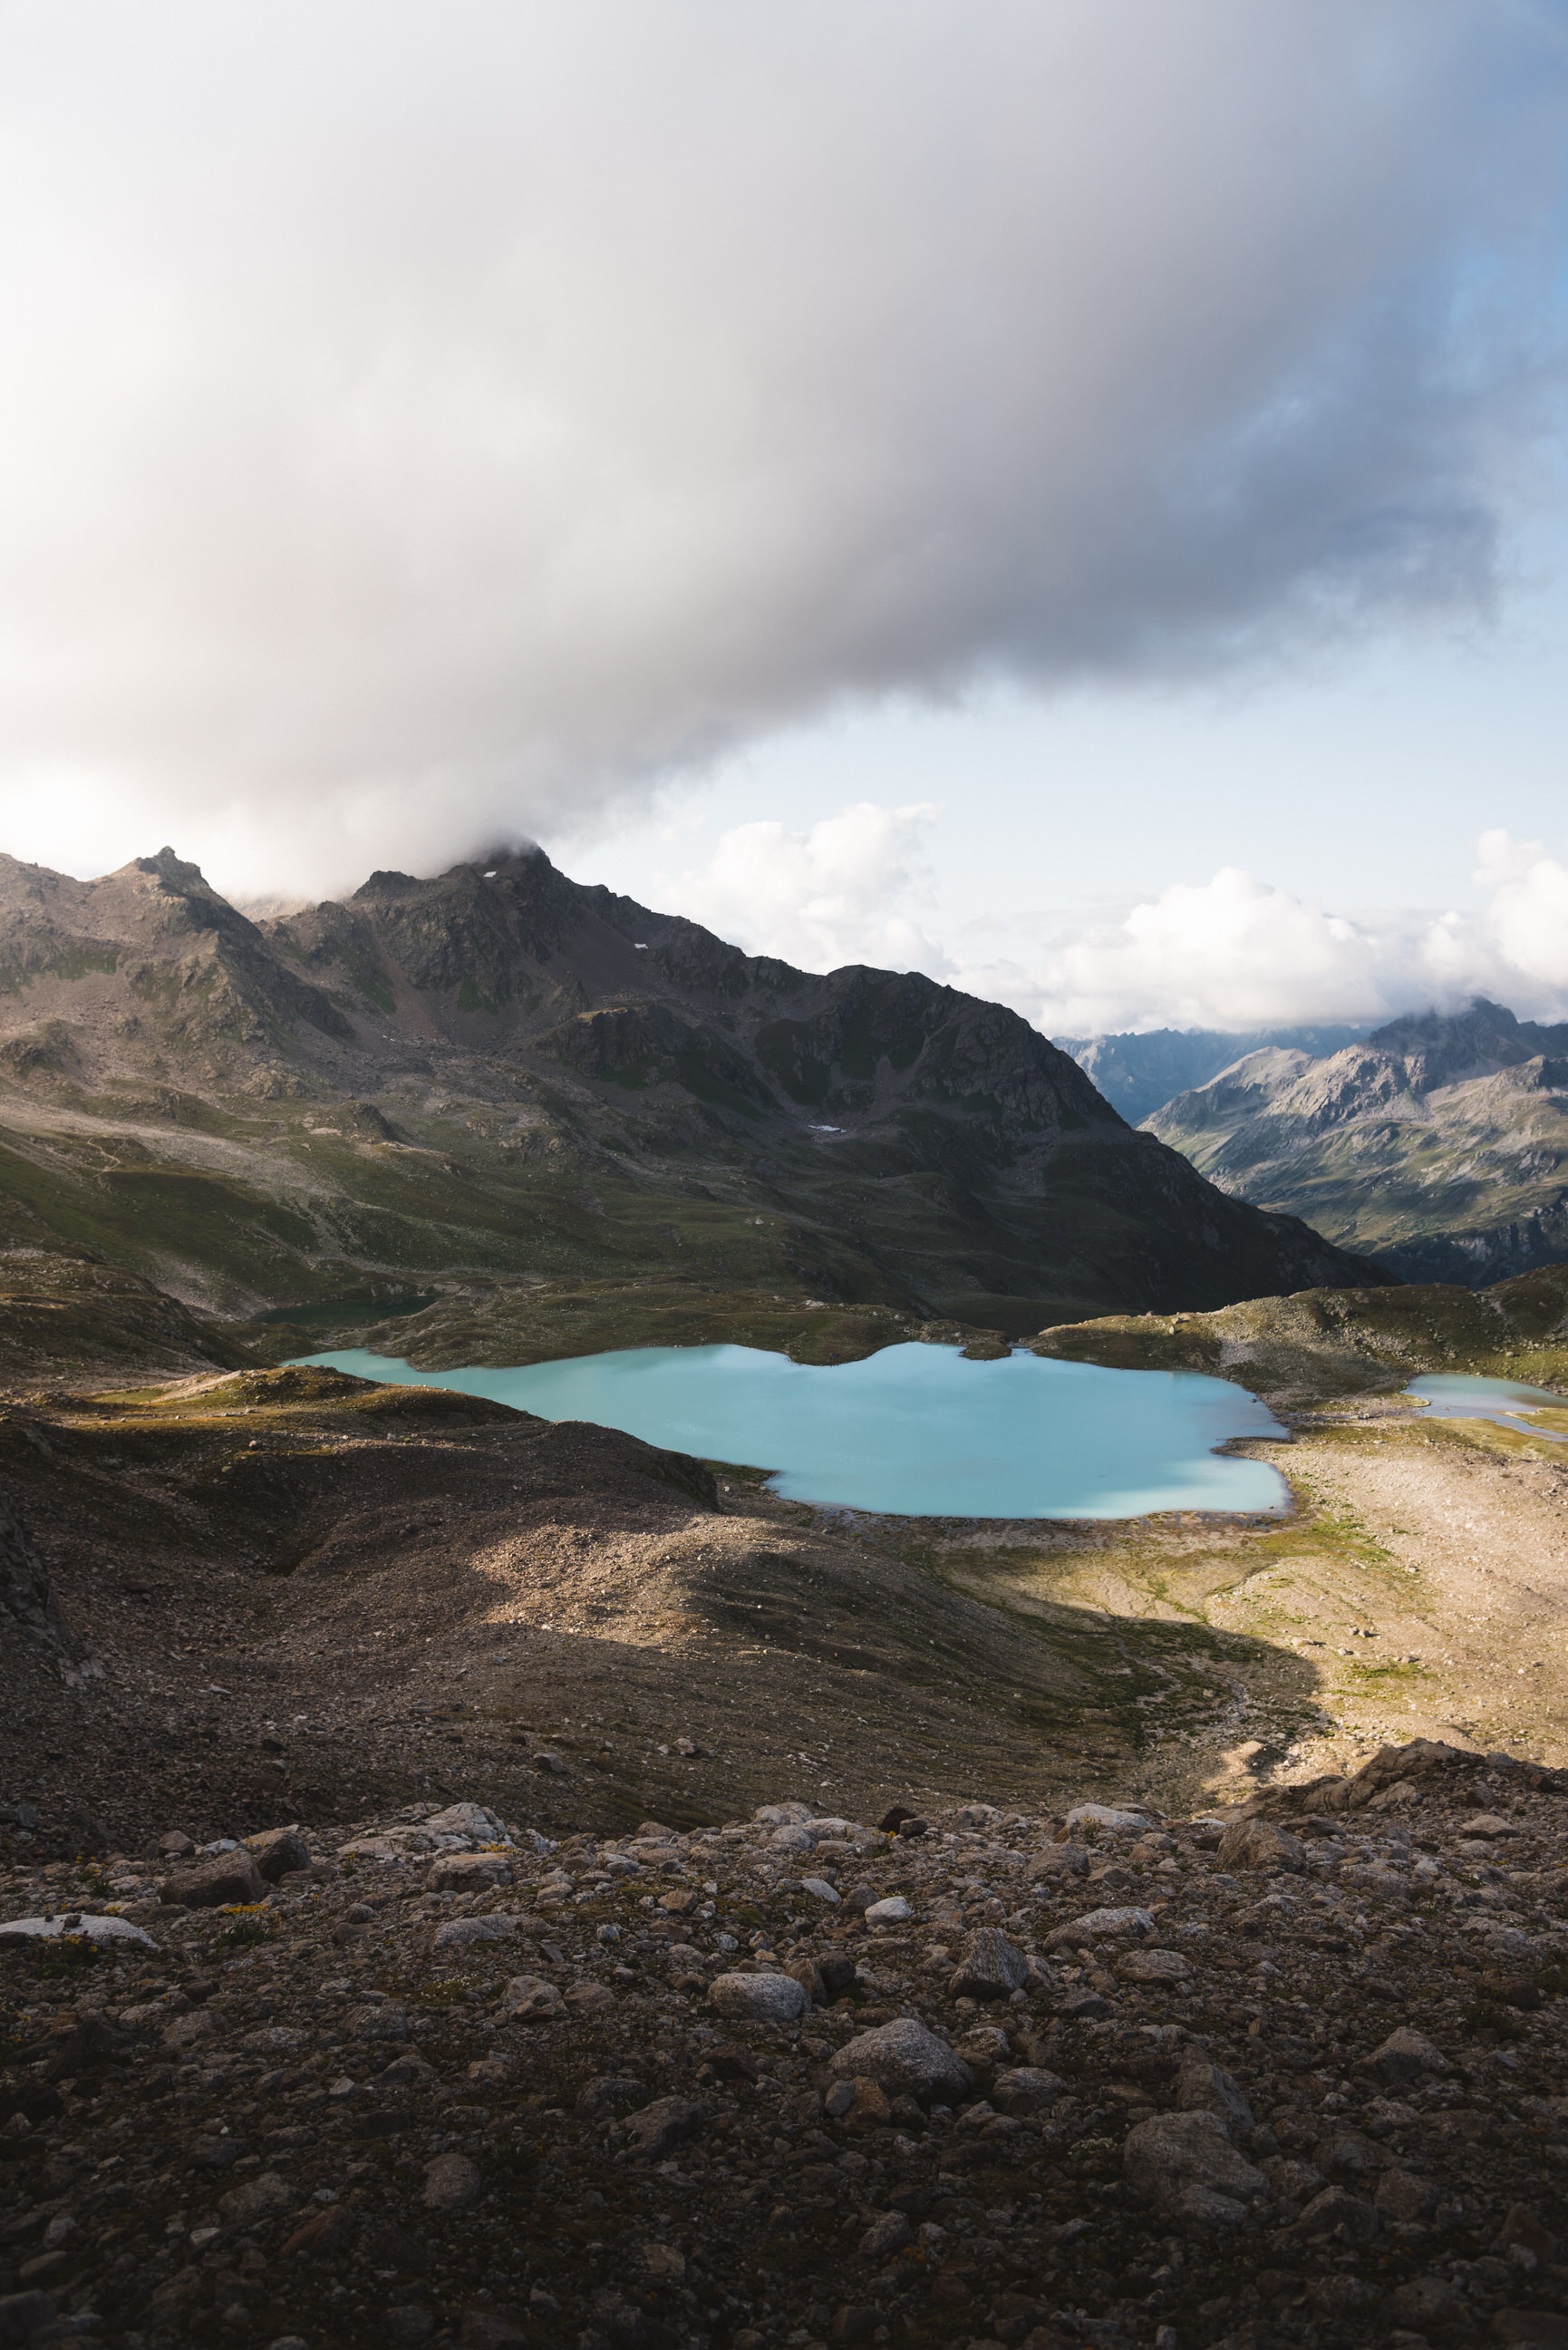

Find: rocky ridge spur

[3,1742,1568,2350]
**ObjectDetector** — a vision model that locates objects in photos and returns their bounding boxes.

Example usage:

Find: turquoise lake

[295,1341,1290,1519]
[1406,1373,1568,1439]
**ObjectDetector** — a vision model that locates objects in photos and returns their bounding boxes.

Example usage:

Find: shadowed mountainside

[0,844,1385,1362]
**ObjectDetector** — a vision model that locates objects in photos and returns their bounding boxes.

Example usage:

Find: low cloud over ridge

[2,2,1567,894]
[659,814,1568,1037]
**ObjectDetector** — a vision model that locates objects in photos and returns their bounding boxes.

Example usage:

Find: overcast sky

[5,1,1568,1032]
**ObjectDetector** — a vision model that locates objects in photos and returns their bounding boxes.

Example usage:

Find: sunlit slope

[1031,1260,1568,1403]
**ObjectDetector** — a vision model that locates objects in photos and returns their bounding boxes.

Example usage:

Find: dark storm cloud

[1,0,1565,889]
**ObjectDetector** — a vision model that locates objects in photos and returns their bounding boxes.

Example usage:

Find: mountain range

[0,843,1382,1371]
[1054,1021,1371,1125]
[1146,996,1568,1284]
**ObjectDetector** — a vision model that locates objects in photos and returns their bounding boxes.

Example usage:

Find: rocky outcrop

[0,1489,86,1677]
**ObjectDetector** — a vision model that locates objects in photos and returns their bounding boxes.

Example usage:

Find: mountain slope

[1145,996,1568,1284]
[0,844,1385,1356]
[1055,1020,1370,1124]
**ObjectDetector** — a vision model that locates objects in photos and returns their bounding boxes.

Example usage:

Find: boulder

[991,2066,1066,2116]
[424,2152,483,2211]
[433,1915,518,1948]
[242,2023,309,2055]
[348,2003,409,2041]
[247,1826,312,1882]
[1175,2050,1253,2134]
[0,1912,156,1950]
[950,2024,1011,2073]
[1114,1947,1190,1986]
[1284,2185,1380,2247]
[575,2075,648,2120]
[1215,1820,1307,1873]
[710,1971,808,2025]
[1368,2025,1447,2088]
[1123,2111,1266,2222]
[161,2010,219,2054]
[786,1957,826,2003]
[1042,1906,1155,1954]
[0,2294,58,2349]
[1376,2168,1437,2223]
[864,1896,914,1926]
[828,2018,974,2107]
[26,2015,131,2084]
[500,1976,565,2022]
[1066,1804,1149,1836]
[1027,1845,1091,1881]
[948,1927,1029,2001]
[754,1802,813,1826]
[218,2170,296,2226]
[1385,2277,1458,2330]
[160,1850,266,1909]
[630,2243,684,2287]
[282,2204,360,2261]
[858,2212,913,2260]
[424,1801,510,1842]
[623,2095,703,2160]
[1487,2310,1568,2347]
[824,2076,892,2127]
[427,1851,513,1893]
[460,2312,528,2350]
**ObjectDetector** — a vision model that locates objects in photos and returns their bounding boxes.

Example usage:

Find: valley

[5,852,1568,1848]
[6,1335,1568,1868]
[5,862,1568,2350]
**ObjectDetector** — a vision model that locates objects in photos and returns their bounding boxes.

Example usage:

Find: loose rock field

[4,1742,1568,2350]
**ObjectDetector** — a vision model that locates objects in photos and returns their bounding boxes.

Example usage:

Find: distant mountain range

[0,845,1383,1366]
[1144,997,1568,1285]
[1054,1022,1372,1124]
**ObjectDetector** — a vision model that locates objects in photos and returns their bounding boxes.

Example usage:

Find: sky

[5,1,1568,1034]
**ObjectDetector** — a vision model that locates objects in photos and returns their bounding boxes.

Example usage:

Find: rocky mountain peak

[0,840,1386,1332]
[1147,995,1568,1287]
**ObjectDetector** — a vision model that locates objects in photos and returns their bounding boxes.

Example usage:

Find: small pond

[295,1340,1289,1519]
[261,1289,440,1330]
[1405,1373,1568,1442]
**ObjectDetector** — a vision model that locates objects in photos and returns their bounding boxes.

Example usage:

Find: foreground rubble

[4,1742,1568,2350]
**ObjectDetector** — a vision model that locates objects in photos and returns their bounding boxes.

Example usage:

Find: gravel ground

[4,1738,1568,2350]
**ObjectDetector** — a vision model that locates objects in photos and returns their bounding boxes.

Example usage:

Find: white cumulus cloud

[653,803,945,976]
[656,808,1568,1035]
[1473,828,1568,993]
